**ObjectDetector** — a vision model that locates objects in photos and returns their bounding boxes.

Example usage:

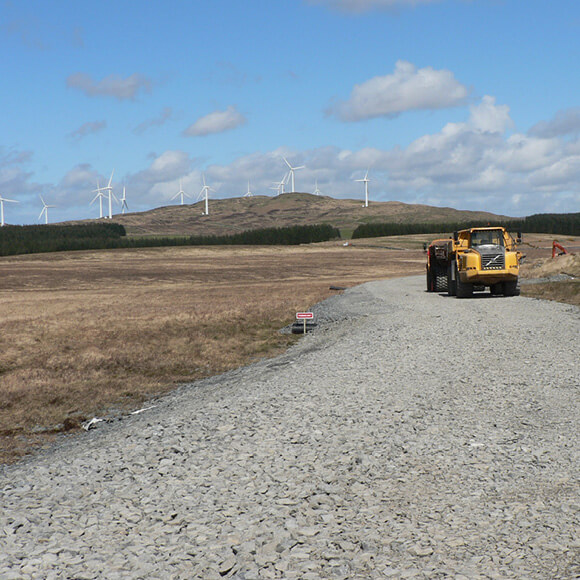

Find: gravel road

[1,276,578,579]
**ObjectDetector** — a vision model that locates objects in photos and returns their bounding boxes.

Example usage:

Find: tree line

[0,223,340,256]
[352,212,580,239]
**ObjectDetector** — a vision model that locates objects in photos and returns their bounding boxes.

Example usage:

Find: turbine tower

[171,180,191,205]
[91,181,107,218]
[100,170,117,219]
[198,174,214,216]
[243,180,253,198]
[120,187,129,214]
[283,157,305,193]
[38,195,56,224]
[356,169,371,208]
[0,194,18,227]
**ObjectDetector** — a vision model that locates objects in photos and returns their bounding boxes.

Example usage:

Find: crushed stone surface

[1,276,578,579]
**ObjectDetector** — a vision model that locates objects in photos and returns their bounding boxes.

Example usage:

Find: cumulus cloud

[306,0,439,12]
[189,95,578,215]
[60,164,98,189]
[528,107,580,139]
[183,106,247,137]
[0,152,34,195]
[66,72,153,100]
[10,94,580,224]
[133,108,173,135]
[468,95,512,133]
[329,60,470,121]
[68,120,107,141]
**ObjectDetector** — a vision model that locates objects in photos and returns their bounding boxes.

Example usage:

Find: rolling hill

[100,193,512,237]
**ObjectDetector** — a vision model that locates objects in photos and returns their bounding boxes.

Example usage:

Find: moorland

[1,194,578,464]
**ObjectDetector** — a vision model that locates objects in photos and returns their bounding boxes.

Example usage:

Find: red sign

[296,312,314,320]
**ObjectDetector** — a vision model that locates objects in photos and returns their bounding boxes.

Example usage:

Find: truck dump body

[426,239,452,292]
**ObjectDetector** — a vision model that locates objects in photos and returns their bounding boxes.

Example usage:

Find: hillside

[99,193,511,237]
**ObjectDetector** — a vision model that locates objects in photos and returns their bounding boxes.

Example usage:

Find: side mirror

[453,231,458,242]
[517,231,522,243]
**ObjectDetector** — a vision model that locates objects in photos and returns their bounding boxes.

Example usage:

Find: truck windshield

[470,230,504,248]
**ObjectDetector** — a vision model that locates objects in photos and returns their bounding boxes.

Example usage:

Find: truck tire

[447,262,457,296]
[490,284,502,296]
[455,264,473,298]
[503,278,520,296]
[436,268,448,292]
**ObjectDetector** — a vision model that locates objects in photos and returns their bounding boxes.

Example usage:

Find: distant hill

[72,193,513,237]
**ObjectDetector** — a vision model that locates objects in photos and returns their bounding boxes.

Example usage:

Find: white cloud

[7,96,580,224]
[468,95,512,134]
[0,148,35,198]
[330,60,470,121]
[306,0,440,13]
[528,107,580,139]
[183,106,247,137]
[68,120,107,141]
[60,164,98,189]
[66,73,153,100]
[144,151,194,182]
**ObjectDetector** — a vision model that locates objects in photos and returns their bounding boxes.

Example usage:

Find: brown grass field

[1,234,577,464]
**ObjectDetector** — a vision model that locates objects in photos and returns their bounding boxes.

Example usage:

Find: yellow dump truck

[447,227,522,298]
[426,226,523,297]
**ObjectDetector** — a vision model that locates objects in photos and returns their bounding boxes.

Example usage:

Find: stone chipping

[1,276,578,579]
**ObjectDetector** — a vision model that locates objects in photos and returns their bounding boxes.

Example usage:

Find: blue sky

[1,0,579,225]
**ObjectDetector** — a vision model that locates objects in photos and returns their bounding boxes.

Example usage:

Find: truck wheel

[436,269,448,292]
[447,262,457,296]
[490,284,502,296]
[426,270,433,292]
[455,264,473,298]
[503,279,520,296]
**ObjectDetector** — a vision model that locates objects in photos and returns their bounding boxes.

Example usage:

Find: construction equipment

[552,241,568,258]
[426,239,452,292]
[427,227,522,298]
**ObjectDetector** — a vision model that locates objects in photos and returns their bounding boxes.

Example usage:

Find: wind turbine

[355,169,371,208]
[38,195,56,224]
[171,179,191,205]
[91,181,107,218]
[100,170,117,219]
[313,179,322,196]
[0,194,18,227]
[120,186,129,214]
[283,157,305,193]
[271,172,288,196]
[197,174,214,216]
[243,180,253,198]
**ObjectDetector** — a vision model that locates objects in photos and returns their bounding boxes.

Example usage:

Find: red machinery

[552,241,569,258]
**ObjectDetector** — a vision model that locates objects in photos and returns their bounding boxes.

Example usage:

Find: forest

[352,212,580,239]
[0,223,340,256]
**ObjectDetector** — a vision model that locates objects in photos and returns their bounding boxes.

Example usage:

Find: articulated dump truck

[426,227,523,298]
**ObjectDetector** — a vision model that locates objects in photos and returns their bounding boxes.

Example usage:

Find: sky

[1,0,580,225]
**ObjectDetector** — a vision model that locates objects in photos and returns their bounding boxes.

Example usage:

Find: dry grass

[2,235,577,464]
[0,243,425,463]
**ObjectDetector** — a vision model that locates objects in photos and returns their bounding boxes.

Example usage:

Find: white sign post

[296,312,314,334]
